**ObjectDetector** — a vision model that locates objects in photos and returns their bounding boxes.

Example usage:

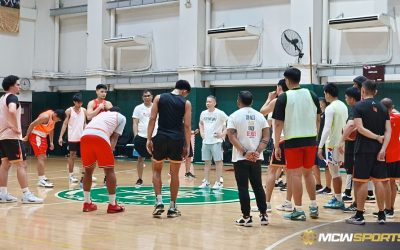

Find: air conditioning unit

[207,25,261,39]
[329,14,391,30]
[104,36,150,48]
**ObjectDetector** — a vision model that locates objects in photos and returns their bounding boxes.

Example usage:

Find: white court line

[265,218,345,250]
[8,169,135,183]
[0,200,79,210]
[266,209,400,249]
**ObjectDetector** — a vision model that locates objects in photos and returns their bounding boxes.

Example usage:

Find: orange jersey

[386,113,400,163]
[32,110,55,137]
[93,99,107,114]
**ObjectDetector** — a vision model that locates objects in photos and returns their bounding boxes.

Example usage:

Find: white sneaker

[69,175,79,183]
[198,179,210,188]
[219,176,224,183]
[21,192,43,204]
[251,203,272,213]
[212,181,223,189]
[0,193,18,203]
[276,201,293,212]
[38,179,54,188]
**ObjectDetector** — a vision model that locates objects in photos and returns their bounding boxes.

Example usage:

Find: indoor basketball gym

[1,0,400,249]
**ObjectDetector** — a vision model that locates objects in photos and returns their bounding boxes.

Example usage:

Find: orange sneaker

[83,202,97,212]
[107,203,125,214]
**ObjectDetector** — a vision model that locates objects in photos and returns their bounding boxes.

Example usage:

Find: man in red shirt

[377,98,400,218]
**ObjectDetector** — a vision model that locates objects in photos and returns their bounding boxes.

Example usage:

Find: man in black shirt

[147,80,192,218]
[338,87,361,211]
[346,80,391,225]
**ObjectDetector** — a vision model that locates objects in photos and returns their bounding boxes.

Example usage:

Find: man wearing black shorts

[260,79,292,212]
[0,75,42,204]
[147,80,192,218]
[132,90,156,187]
[338,87,361,212]
[59,93,87,184]
[346,80,391,225]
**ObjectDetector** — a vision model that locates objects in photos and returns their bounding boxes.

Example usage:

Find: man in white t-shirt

[132,90,157,187]
[199,96,228,189]
[227,91,270,227]
[81,107,126,214]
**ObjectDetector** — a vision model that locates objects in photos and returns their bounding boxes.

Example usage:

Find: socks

[345,174,352,192]
[69,173,74,177]
[344,189,351,196]
[109,194,116,205]
[0,187,7,195]
[84,191,91,203]
[310,200,317,207]
[335,193,342,202]
[22,187,29,194]
[156,195,163,204]
[295,205,303,211]
[39,175,46,181]
[285,199,292,204]
[356,210,364,217]
[170,201,176,208]
[266,202,271,207]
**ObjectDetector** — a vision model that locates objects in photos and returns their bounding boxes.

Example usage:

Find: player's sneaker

[342,194,353,203]
[212,181,223,190]
[219,176,224,184]
[198,179,210,188]
[283,209,306,221]
[69,175,79,183]
[346,214,365,225]
[38,179,54,188]
[260,214,269,226]
[152,203,165,217]
[0,193,18,203]
[366,195,376,203]
[323,197,345,209]
[343,202,357,213]
[184,172,196,178]
[276,201,293,212]
[167,207,181,218]
[107,203,125,213]
[235,216,253,227]
[21,192,43,204]
[83,202,97,212]
[135,178,143,187]
[317,187,332,195]
[309,206,319,219]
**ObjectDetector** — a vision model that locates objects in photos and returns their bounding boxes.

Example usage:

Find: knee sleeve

[328,164,340,178]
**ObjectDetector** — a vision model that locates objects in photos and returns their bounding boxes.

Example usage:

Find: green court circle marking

[56,186,255,205]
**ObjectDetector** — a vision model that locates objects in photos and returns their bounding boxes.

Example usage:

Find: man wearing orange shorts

[80,107,126,213]
[272,67,321,221]
[23,109,65,188]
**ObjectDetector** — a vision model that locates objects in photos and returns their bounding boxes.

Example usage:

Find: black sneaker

[345,214,365,225]
[152,203,165,217]
[366,195,376,203]
[135,178,143,187]
[167,207,181,218]
[316,184,323,192]
[317,187,332,195]
[280,183,287,191]
[377,211,386,224]
[343,203,357,213]
[373,209,394,219]
[184,172,196,178]
[342,194,353,203]
[260,214,269,226]
[235,216,253,227]
[275,180,284,188]
[385,209,394,218]
[103,176,107,185]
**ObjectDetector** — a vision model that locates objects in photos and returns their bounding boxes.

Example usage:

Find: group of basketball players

[0,70,399,225]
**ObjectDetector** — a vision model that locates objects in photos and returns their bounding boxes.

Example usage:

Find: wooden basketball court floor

[1,157,399,250]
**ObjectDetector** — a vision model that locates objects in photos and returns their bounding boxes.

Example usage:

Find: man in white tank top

[80,107,126,214]
[0,75,43,204]
[59,93,87,184]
